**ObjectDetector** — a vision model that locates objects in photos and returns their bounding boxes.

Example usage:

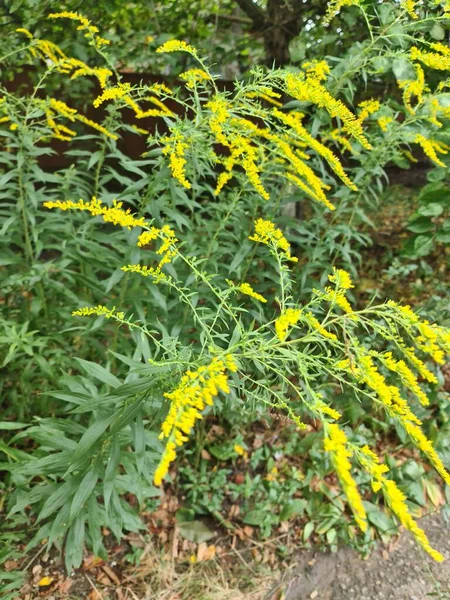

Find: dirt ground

[279,512,450,600]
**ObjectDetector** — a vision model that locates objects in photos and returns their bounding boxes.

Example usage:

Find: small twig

[85,572,104,600]
[230,545,258,576]
[22,543,47,573]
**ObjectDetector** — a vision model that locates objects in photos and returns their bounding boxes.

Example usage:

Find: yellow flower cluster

[411,45,450,71]
[398,64,425,114]
[154,356,237,485]
[318,268,355,316]
[357,99,381,122]
[358,446,444,561]
[328,267,354,289]
[72,305,125,320]
[275,308,302,341]
[302,60,331,82]
[324,424,367,532]
[249,218,298,262]
[16,27,33,39]
[381,352,429,406]
[377,116,393,132]
[404,421,450,485]
[44,197,147,229]
[44,98,117,141]
[284,73,371,150]
[330,129,353,152]
[387,301,448,364]
[180,69,211,88]
[273,109,357,191]
[162,131,192,189]
[304,312,338,341]
[401,0,419,18]
[124,225,178,283]
[237,282,267,303]
[48,11,110,47]
[121,263,171,284]
[324,0,361,25]
[415,134,449,168]
[156,40,198,55]
[93,84,132,108]
[245,89,283,107]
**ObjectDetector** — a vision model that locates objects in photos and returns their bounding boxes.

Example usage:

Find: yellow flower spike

[330,129,353,153]
[404,421,450,485]
[381,352,430,406]
[302,60,330,82]
[357,99,381,123]
[324,424,368,532]
[401,0,419,18]
[249,218,298,262]
[275,308,302,341]
[16,27,33,39]
[304,312,338,341]
[236,282,267,303]
[272,109,357,191]
[415,134,448,168]
[398,64,426,114]
[44,197,148,229]
[180,68,211,88]
[358,447,444,561]
[72,305,125,320]
[377,116,393,132]
[411,45,450,71]
[403,347,438,384]
[320,284,355,317]
[121,264,171,284]
[156,40,198,55]
[284,73,371,150]
[93,83,132,108]
[328,267,354,290]
[154,357,235,485]
[162,131,191,189]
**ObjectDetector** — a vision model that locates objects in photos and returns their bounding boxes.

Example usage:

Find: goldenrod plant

[1,3,450,573]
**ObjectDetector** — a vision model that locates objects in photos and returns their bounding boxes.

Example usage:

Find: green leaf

[67,414,115,475]
[0,422,28,430]
[178,520,215,543]
[366,508,395,532]
[37,479,78,522]
[392,58,415,80]
[414,235,434,256]
[243,510,265,526]
[436,230,450,243]
[65,514,85,572]
[70,460,101,522]
[430,22,445,40]
[104,436,120,510]
[75,357,121,388]
[406,217,434,233]
[279,499,307,521]
[418,203,444,217]
[303,521,314,541]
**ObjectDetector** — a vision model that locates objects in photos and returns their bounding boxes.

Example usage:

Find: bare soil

[281,512,450,600]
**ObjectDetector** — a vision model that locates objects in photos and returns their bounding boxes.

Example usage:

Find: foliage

[0,1,450,578]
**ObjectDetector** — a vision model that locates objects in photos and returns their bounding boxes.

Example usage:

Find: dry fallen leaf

[58,578,74,595]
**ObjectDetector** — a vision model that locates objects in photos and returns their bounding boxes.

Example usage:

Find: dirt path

[280,513,450,600]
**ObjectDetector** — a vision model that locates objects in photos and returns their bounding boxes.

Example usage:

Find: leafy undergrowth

[3,408,450,600]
